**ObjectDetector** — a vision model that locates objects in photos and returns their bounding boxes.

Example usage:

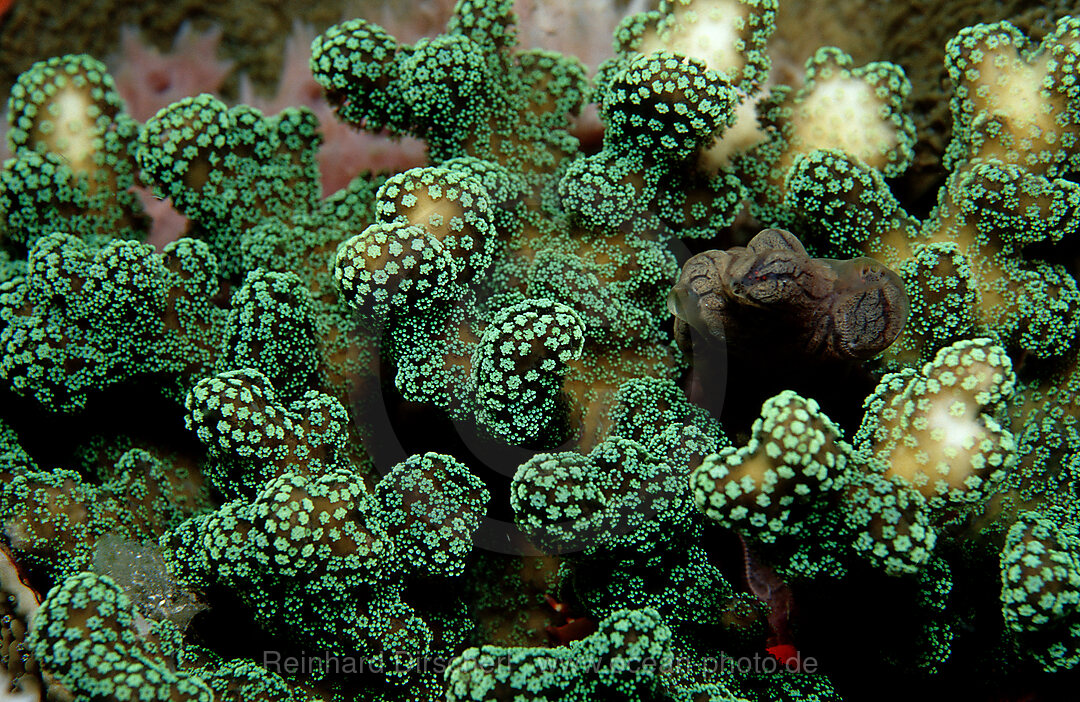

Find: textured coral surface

[3,1,1080,701]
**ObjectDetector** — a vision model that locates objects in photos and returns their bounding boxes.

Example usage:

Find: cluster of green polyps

[3,0,1080,699]
[771,16,1080,673]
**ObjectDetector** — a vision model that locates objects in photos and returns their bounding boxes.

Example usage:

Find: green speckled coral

[2,55,147,246]
[161,451,488,683]
[0,234,222,411]
[693,390,848,545]
[138,94,322,272]
[29,571,213,701]
[1,447,208,579]
[446,607,673,702]
[184,368,350,497]
[690,338,1018,582]
[6,0,1080,698]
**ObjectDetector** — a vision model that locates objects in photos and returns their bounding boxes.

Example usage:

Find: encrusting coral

[3,0,1080,700]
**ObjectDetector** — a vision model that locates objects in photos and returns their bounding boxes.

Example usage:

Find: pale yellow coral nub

[863,339,1016,505]
[659,0,751,81]
[784,76,900,172]
[46,87,99,174]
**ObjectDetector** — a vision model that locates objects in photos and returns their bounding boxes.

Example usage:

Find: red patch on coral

[543,593,598,645]
[766,643,802,671]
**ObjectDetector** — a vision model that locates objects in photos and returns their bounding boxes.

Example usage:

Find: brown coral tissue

[669,228,910,364]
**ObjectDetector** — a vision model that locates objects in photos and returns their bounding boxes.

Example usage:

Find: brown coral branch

[669,228,909,363]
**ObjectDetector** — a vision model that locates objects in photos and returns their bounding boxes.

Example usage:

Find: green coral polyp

[309,18,406,132]
[692,390,847,543]
[2,54,146,246]
[446,607,673,702]
[184,368,350,497]
[335,220,458,326]
[693,338,1018,579]
[138,94,322,272]
[945,17,1080,173]
[472,299,585,445]
[1001,506,1080,633]
[160,449,488,678]
[512,435,690,556]
[600,51,738,162]
[0,233,223,411]
[29,571,213,701]
[374,165,497,277]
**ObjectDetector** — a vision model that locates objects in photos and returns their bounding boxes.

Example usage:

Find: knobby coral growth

[2,0,1080,700]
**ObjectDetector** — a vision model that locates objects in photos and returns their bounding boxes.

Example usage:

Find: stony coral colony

[1,0,1079,699]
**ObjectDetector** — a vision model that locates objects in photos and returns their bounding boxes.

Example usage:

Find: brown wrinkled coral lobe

[670,229,910,363]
